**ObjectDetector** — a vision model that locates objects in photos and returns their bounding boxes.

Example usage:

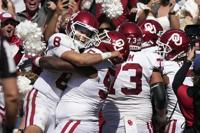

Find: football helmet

[117,22,143,51]
[66,11,99,49]
[157,29,190,60]
[97,31,130,64]
[138,19,163,47]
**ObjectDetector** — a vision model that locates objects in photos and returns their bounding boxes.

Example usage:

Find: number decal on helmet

[127,37,137,44]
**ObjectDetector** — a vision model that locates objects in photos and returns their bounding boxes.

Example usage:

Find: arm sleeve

[0,37,16,78]
[172,60,192,94]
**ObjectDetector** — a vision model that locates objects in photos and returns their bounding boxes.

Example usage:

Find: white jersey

[55,47,114,123]
[163,60,193,120]
[33,33,78,101]
[103,47,162,127]
[24,33,83,131]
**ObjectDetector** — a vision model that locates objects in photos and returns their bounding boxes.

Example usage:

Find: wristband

[100,52,112,60]
[33,56,41,67]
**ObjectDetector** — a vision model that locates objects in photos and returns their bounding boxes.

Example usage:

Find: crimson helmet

[118,22,143,51]
[138,19,163,47]
[97,31,130,64]
[66,11,99,49]
[157,29,190,60]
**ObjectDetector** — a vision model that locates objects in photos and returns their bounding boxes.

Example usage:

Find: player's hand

[111,51,123,59]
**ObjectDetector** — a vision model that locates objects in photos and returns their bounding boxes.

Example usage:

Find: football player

[102,21,167,133]
[22,11,121,133]
[157,29,192,132]
[27,31,129,133]
[52,31,129,133]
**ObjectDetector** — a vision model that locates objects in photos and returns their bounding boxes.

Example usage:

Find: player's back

[103,48,161,124]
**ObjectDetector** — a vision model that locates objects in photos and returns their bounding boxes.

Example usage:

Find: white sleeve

[47,33,74,57]
[144,51,163,69]
[84,48,112,69]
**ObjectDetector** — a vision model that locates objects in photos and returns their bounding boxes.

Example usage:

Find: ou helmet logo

[144,23,156,34]
[168,33,182,46]
[113,39,125,51]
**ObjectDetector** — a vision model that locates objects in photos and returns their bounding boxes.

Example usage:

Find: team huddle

[0,8,199,133]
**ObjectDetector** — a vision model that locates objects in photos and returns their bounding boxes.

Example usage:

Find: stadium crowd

[0,0,200,133]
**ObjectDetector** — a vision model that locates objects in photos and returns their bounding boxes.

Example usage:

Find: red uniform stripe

[147,122,152,133]
[25,89,34,126]
[61,120,73,133]
[30,90,38,124]
[69,120,80,133]
[171,120,177,133]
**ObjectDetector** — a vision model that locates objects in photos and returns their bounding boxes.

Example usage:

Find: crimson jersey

[176,85,194,127]
[172,61,199,129]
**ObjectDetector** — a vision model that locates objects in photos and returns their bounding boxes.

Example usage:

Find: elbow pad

[150,82,167,109]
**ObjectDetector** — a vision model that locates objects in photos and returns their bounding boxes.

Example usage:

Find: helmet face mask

[156,29,189,61]
[97,30,112,45]
[71,22,98,49]
[157,38,173,60]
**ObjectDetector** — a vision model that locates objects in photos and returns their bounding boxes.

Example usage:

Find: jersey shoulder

[48,33,74,49]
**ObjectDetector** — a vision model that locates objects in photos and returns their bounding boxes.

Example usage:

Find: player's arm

[150,70,167,133]
[35,56,76,71]
[172,60,192,94]
[60,50,121,67]
[49,33,122,67]
[172,47,195,94]
[34,56,97,77]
